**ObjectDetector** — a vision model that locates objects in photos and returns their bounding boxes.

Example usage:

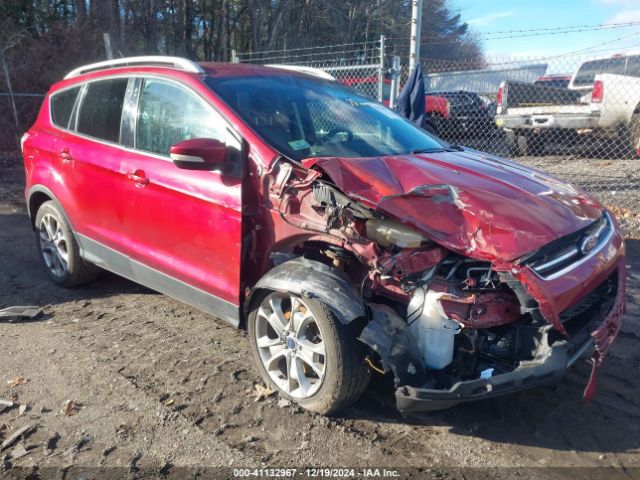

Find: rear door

[52,77,130,252]
[120,77,244,322]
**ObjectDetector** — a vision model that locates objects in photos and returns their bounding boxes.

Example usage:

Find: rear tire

[516,133,545,156]
[34,201,99,287]
[247,290,370,415]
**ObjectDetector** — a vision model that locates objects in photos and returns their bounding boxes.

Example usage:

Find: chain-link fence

[236,42,640,232]
[4,41,640,232]
[399,50,640,224]
[235,37,386,101]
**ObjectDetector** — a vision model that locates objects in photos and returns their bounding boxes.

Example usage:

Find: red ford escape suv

[22,56,626,415]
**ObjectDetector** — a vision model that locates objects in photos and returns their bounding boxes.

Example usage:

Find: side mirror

[170,138,227,170]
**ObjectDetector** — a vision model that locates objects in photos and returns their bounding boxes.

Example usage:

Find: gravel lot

[1,152,639,479]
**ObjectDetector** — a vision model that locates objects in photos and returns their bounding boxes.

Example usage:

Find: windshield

[204,75,447,161]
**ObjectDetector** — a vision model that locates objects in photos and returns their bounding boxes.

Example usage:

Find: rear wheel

[34,201,99,287]
[247,290,370,415]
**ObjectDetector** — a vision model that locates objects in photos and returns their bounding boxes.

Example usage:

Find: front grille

[527,212,613,279]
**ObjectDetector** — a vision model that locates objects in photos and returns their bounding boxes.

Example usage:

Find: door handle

[128,169,149,186]
[59,148,73,164]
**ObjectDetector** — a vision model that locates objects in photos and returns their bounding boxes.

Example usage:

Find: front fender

[251,257,366,325]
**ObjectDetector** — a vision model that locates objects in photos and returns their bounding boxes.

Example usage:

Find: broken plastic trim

[251,257,366,325]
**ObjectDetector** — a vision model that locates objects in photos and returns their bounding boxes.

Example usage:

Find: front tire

[34,201,99,287]
[247,290,370,415]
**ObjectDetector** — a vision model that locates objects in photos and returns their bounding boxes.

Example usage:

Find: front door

[120,77,244,324]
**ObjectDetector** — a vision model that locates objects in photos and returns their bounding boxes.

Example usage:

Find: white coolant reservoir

[365,218,426,248]
[407,287,461,370]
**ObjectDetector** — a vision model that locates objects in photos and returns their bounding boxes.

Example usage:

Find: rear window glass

[447,93,474,106]
[50,87,80,129]
[77,78,128,143]
[626,56,640,77]
[534,78,570,89]
[573,57,628,86]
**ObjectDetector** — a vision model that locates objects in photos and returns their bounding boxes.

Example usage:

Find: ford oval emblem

[580,233,599,255]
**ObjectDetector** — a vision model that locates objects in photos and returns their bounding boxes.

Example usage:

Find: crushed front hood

[303,149,602,262]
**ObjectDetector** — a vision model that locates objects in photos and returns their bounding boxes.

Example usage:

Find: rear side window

[135,79,225,156]
[50,87,80,129]
[77,78,128,143]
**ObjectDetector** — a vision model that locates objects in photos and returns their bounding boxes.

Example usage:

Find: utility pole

[378,35,385,103]
[103,33,113,60]
[409,0,423,72]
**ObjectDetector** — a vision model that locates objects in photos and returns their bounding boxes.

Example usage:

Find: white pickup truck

[494,53,640,157]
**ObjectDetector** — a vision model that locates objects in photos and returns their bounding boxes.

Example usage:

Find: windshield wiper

[410,148,447,154]
[447,144,465,151]
[410,145,465,154]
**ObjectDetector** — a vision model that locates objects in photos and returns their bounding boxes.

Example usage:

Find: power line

[468,21,640,37]
[414,31,640,66]
[388,21,640,42]
[387,26,640,47]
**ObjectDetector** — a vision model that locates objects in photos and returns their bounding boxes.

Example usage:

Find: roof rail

[64,56,204,79]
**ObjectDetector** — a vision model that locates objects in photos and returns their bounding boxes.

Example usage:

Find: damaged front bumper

[396,334,591,413]
[394,262,625,414]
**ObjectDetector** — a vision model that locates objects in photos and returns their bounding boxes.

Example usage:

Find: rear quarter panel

[24,96,63,217]
[594,73,640,127]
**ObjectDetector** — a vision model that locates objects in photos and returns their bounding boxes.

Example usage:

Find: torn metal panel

[303,150,602,262]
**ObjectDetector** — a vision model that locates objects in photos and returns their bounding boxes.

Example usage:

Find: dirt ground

[1,153,640,479]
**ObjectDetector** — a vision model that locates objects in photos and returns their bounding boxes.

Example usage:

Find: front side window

[136,79,225,156]
[77,78,128,143]
[50,86,80,129]
[205,75,447,161]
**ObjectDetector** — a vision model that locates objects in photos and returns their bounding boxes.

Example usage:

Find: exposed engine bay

[255,157,624,411]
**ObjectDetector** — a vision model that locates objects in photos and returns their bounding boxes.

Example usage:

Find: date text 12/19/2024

[233,468,401,478]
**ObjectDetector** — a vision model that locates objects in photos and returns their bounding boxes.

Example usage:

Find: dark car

[428,90,497,140]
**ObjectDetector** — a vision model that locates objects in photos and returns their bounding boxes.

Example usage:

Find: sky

[449,0,640,65]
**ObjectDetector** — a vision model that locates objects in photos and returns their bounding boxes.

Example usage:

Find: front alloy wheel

[247,288,371,415]
[254,292,326,398]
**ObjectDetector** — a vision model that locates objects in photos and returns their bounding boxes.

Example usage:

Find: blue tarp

[396,64,425,127]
